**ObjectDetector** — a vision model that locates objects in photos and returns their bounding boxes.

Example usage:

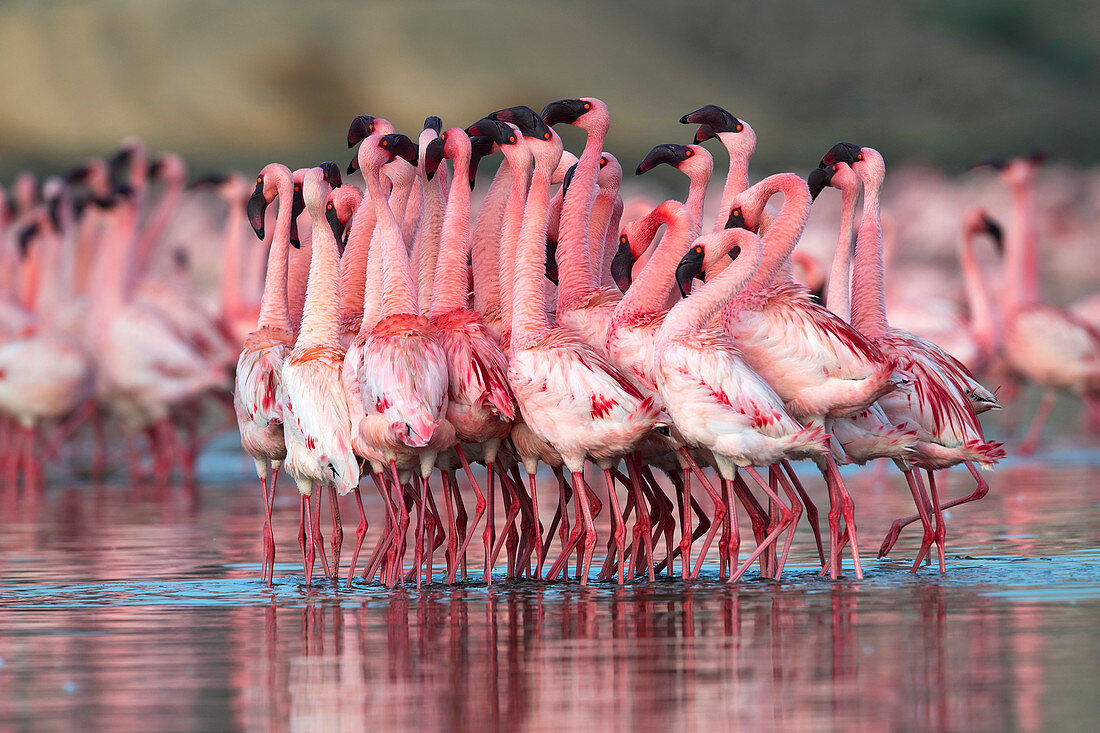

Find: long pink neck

[733,174,812,303]
[587,177,620,284]
[1004,175,1040,312]
[555,128,604,315]
[685,166,710,239]
[402,177,422,248]
[471,161,512,317]
[218,194,246,318]
[960,228,998,358]
[850,173,889,337]
[613,204,693,324]
[431,148,472,317]
[599,194,623,289]
[663,231,761,340]
[511,156,556,346]
[498,157,533,340]
[90,205,139,332]
[367,167,418,319]
[340,185,379,323]
[825,184,859,322]
[712,132,751,232]
[295,196,341,349]
[413,169,448,314]
[133,178,183,278]
[256,182,293,331]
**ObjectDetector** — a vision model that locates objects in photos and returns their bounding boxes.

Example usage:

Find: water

[1,441,1098,732]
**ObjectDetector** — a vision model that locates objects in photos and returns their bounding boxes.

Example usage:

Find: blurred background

[2,0,1098,297]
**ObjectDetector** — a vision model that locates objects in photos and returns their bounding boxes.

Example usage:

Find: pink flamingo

[823,144,1004,572]
[635,143,713,238]
[680,105,757,231]
[500,117,659,585]
[235,162,296,584]
[658,226,829,580]
[410,117,449,314]
[590,152,624,290]
[280,166,360,585]
[991,156,1100,452]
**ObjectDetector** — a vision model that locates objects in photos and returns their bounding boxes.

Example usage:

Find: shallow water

[1,439,1098,732]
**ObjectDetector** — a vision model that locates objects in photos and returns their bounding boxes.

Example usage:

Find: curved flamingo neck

[599,194,624,289]
[587,168,621,284]
[733,174,812,303]
[613,203,693,324]
[295,197,341,348]
[850,169,889,337]
[471,161,512,318]
[256,177,293,331]
[431,146,473,317]
[133,177,183,277]
[556,127,605,315]
[90,204,139,330]
[662,230,762,340]
[825,183,860,322]
[712,129,754,232]
[683,159,712,239]
[960,228,998,358]
[511,152,558,347]
[218,193,247,318]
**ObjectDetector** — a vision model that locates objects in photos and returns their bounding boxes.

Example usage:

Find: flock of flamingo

[1,98,1098,588]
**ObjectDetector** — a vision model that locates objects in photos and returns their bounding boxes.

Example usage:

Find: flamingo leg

[538,467,569,578]
[681,448,727,579]
[450,471,469,579]
[720,477,740,582]
[310,489,331,580]
[879,462,989,558]
[544,472,585,582]
[413,475,427,588]
[573,472,598,585]
[302,493,316,586]
[345,486,369,587]
[489,465,520,577]
[260,469,274,584]
[730,467,794,582]
[601,468,626,585]
[730,474,769,575]
[454,446,488,583]
[440,470,458,583]
[825,454,863,580]
[639,464,674,577]
[770,465,803,579]
[678,466,692,580]
[363,473,395,584]
[782,460,824,567]
[328,484,342,581]
[627,457,656,581]
[927,470,947,574]
[527,471,543,579]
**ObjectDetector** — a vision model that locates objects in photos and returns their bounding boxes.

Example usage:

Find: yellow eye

[257,176,263,184]
[600,156,607,166]
[368,123,375,132]
[857,153,863,160]
[685,149,693,157]
[695,247,702,253]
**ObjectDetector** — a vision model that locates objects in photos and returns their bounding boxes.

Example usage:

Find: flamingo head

[148,153,187,185]
[486,106,553,141]
[610,232,634,293]
[675,243,706,298]
[420,117,445,181]
[541,98,607,132]
[679,104,743,141]
[467,135,495,189]
[808,160,859,201]
[963,208,1004,253]
[636,143,706,177]
[248,163,290,240]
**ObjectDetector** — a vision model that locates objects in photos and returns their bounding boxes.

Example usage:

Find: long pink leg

[639,464,674,577]
[770,466,803,578]
[1018,390,1056,455]
[824,454,862,580]
[782,460,824,567]
[538,468,569,577]
[679,466,692,580]
[362,473,394,584]
[601,469,626,585]
[310,489,330,580]
[717,478,731,579]
[544,473,585,582]
[927,470,947,573]
[302,494,316,585]
[681,448,727,579]
[627,457,656,581]
[523,471,543,579]
[345,487,369,587]
[730,474,769,575]
[389,461,409,586]
[328,484,343,580]
[720,477,740,582]
[488,468,522,574]
[730,467,794,582]
[440,470,459,583]
[573,472,598,585]
[449,472,469,579]
[260,470,274,584]
[879,462,990,558]
[453,447,487,582]
[413,475,427,589]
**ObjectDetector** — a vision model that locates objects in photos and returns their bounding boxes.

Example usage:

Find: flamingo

[821,143,1004,572]
[658,226,829,580]
[635,143,713,238]
[410,117,448,314]
[235,162,296,584]
[679,105,756,232]
[497,116,659,585]
[989,156,1100,452]
[280,166,360,585]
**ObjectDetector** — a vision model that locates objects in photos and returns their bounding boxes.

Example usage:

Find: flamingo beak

[424,138,445,182]
[326,203,346,250]
[347,115,377,148]
[807,166,834,201]
[675,245,706,298]
[247,180,267,239]
[610,237,635,293]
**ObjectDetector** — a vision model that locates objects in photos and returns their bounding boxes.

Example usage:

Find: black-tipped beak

[348,115,376,148]
[544,238,559,286]
[424,116,443,135]
[247,180,267,239]
[381,133,418,166]
[347,155,360,176]
[610,236,635,293]
[807,166,834,201]
[471,117,516,147]
[679,105,742,136]
[561,163,578,198]
[108,148,133,186]
[326,202,346,246]
[724,207,747,230]
[636,144,689,175]
[693,124,717,144]
[469,136,494,189]
[424,138,445,181]
[981,214,1004,252]
[489,106,552,140]
[17,222,40,257]
[540,99,589,127]
[318,161,342,188]
[289,186,305,248]
[820,142,862,167]
[675,245,706,298]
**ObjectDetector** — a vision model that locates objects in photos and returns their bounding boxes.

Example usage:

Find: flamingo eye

[694,246,703,254]
[733,209,741,217]
[369,123,375,133]
[583,102,591,110]
[832,165,837,172]
[600,156,607,167]
[326,203,333,211]
[257,175,263,184]
[857,153,863,161]
[294,185,300,192]
[735,123,743,132]
[620,235,627,244]
[685,149,693,157]
[381,139,388,148]
[509,135,516,143]
[543,132,551,140]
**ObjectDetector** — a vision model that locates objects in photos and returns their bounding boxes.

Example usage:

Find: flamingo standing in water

[234,162,296,584]
[280,166,360,585]
[988,156,1100,452]
[499,117,658,585]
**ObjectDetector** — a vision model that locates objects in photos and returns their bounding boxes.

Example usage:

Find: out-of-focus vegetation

[1,0,1098,183]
